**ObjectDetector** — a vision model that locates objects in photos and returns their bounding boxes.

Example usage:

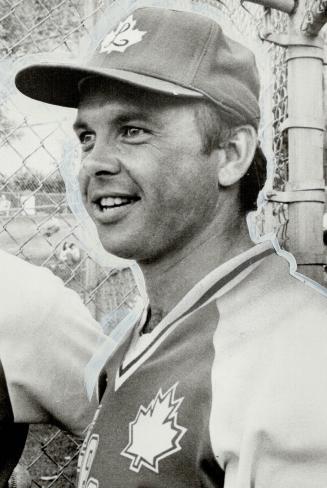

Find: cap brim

[15,63,203,108]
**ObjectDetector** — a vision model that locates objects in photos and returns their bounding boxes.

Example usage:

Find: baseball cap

[15,6,260,128]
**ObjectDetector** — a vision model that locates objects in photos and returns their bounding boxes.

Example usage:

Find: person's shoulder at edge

[0,247,102,331]
[214,245,327,379]
[0,248,106,435]
[250,249,327,312]
[215,245,327,352]
[0,247,74,312]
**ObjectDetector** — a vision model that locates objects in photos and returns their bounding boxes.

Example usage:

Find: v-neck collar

[115,241,274,390]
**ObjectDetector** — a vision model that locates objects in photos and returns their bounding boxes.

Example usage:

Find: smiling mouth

[95,196,140,212]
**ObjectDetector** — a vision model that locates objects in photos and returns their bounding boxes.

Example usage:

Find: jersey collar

[116,241,274,390]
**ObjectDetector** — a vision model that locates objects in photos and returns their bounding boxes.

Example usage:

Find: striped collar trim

[115,242,274,390]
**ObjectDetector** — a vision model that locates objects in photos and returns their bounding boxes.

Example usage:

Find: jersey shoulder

[0,250,105,432]
[251,251,327,319]
[0,249,65,318]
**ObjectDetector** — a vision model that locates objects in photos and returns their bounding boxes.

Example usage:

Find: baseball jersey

[78,241,327,487]
[0,249,105,435]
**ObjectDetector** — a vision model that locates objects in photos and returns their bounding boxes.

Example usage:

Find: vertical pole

[286,0,326,283]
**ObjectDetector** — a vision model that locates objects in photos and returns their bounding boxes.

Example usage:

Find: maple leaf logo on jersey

[99,15,147,55]
[121,383,187,473]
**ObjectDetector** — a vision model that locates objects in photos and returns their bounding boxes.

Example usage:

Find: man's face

[76,81,222,262]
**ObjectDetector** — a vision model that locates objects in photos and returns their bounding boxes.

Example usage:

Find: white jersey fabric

[0,249,105,436]
[78,241,327,487]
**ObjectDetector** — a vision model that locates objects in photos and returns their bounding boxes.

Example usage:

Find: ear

[217,125,257,187]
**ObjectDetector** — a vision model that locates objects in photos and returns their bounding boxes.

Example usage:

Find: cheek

[149,163,217,226]
[160,148,218,203]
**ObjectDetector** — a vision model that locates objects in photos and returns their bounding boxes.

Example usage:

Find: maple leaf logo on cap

[99,15,147,55]
[121,383,187,473]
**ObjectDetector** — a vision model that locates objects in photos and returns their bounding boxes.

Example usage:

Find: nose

[81,151,121,178]
[78,143,122,204]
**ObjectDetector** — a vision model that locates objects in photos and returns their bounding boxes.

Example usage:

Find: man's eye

[79,132,95,146]
[122,126,146,138]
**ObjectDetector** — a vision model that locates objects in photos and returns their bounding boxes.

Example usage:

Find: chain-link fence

[215,1,290,242]
[0,1,139,485]
[0,0,313,485]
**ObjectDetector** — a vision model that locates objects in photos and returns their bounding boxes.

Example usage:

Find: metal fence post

[285,0,327,283]
[245,0,327,283]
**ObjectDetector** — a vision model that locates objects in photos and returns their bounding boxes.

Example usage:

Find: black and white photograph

[0,0,326,486]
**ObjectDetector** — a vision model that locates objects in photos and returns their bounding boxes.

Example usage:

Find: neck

[139,212,253,319]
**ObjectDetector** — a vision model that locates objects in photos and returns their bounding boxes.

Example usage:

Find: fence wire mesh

[0,0,290,485]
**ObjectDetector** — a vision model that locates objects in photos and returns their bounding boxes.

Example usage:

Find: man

[0,248,106,487]
[15,5,327,487]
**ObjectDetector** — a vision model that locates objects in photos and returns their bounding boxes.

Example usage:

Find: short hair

[194,100,266,213]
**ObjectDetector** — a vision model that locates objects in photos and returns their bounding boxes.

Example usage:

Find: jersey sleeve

[0,260,106,436]
[216,352,327,488]
[210,257,327,487]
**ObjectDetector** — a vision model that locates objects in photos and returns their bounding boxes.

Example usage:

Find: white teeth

[101,197,115,207]
[99,196,131,208]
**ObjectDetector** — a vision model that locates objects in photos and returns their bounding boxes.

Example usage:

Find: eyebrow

[115,112,153,125]
[73,109,155,133]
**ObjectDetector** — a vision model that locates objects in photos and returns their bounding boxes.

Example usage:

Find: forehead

[76,77,200,119]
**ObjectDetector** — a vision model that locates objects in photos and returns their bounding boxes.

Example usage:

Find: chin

[101,237,141,261]
[98,230,167,263]
[102,239,161,263]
